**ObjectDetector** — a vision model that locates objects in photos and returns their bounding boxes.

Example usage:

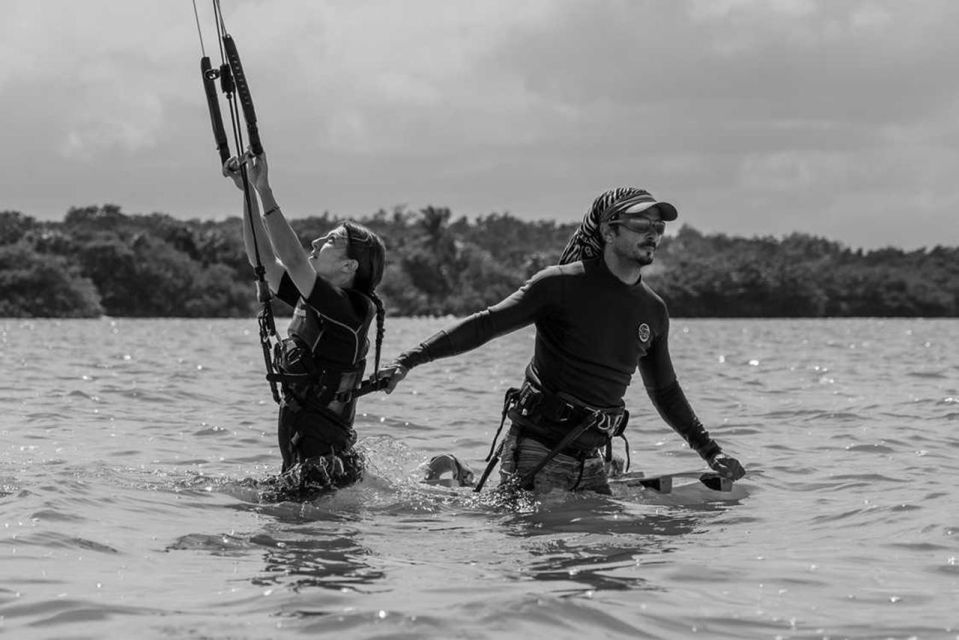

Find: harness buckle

[516,384,539,417]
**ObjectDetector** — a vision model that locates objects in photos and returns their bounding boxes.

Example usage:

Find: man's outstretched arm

[378,268,558,392]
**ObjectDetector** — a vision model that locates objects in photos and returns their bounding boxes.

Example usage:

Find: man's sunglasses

[610,218,667,235]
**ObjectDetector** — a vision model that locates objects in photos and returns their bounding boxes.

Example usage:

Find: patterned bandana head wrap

[559,187,677,264]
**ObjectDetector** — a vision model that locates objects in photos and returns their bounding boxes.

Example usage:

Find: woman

[225,152,386,490]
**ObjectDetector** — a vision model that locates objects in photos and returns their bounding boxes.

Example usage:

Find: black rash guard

[396,258,720,458]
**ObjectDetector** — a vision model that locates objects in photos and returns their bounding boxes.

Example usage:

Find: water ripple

[2,318,958,638]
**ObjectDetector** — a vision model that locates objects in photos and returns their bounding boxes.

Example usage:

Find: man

[378,187,746,493]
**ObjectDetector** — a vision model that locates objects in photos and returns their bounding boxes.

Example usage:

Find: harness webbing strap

[487,388,520,462]
[473,383,634,493]
[267,373,359,405]
[515,411,602,490]
[620,433,631,472]
[569,457,586,491]
[473,387,520,493]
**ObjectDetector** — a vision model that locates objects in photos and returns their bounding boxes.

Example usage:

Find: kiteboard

[609,470,732,494]
[421,455,738,498]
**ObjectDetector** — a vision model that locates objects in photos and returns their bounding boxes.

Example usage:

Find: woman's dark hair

[344,221,387,377]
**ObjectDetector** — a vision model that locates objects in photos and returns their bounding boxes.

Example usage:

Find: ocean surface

[1,317,957,639]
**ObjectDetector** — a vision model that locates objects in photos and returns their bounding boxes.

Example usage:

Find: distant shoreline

[2,206,957,318]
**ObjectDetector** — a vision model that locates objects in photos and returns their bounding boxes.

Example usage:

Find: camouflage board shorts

[498,424,617,494]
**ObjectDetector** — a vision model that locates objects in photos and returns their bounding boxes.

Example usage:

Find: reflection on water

[170,464,729,603]
[169,477,388,595]
[257,532,385,594]
[524,541,656,594]
[497,491,714,594]
[167,526,385,594]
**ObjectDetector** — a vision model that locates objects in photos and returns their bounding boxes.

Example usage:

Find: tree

[0,211,37,245]
[2,203,957,318]
[0,243,102,317]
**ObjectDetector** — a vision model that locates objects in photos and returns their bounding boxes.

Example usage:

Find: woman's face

[309,225,354,277]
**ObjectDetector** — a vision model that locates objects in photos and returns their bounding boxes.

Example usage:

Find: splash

[250,449,366,503]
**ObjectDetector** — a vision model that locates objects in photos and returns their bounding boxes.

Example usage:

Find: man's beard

[634,244,656,267]
[611,241,656,268]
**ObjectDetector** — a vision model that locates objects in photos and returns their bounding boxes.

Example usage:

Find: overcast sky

[2,0,957,249]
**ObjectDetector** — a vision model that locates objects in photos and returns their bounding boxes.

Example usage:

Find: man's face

[606,208,666,267]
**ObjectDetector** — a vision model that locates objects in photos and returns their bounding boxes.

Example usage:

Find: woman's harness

[267,337,364,414]
[473,381,631,492]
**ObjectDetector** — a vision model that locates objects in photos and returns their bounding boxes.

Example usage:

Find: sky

[2,0,958,250]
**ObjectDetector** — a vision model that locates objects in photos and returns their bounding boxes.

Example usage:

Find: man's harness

[473,381,631,492]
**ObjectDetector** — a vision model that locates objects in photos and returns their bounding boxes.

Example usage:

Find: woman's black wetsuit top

[273,272,374,464]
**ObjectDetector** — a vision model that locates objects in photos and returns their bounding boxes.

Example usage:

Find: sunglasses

[610,218,667,235]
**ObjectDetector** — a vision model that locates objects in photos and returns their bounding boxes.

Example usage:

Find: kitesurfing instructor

[377,187,746,493]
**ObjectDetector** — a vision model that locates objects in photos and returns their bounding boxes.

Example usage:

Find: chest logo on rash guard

[637,323,651,343]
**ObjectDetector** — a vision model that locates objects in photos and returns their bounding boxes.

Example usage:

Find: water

[1,317,957,639]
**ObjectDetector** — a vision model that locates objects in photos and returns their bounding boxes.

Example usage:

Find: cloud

[194,0,561,157]
[0,0,196,162]
[58,61,166,160]
[1,0,958,248]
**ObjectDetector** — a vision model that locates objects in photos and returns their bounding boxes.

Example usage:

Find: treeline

[1,205,957,318]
